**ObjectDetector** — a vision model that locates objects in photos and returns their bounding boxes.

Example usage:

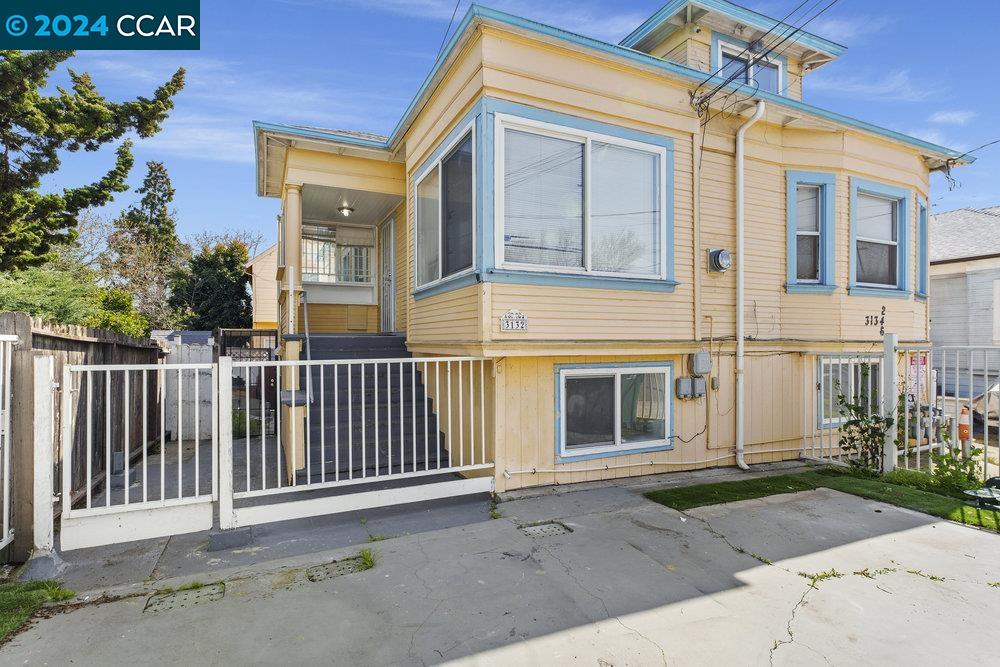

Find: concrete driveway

[4,479,999,665]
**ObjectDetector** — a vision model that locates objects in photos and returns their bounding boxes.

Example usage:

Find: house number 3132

[865,306,886,335]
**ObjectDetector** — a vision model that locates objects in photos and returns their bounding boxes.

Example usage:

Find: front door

[379,217,395,332]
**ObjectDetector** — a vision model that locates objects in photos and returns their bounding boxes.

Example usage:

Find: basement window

[558,364,673,460]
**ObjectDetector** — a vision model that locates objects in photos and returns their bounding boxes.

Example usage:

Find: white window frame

[413,118,477,291]
[795,184,822,284]
[494,113,669,281]
[855,193,899,289]
[716,40,785,95]
[558,365,673,459]
[819,356,883,427]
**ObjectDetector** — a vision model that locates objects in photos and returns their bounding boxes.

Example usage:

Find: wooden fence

[0,312,163,561]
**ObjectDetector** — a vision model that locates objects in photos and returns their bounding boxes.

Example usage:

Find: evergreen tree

[0,50,184,270]
[170,240,252,330]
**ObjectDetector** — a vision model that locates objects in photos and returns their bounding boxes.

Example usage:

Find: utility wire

[436,0,465,60]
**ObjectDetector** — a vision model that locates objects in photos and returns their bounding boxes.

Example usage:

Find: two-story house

[251,1,971,493]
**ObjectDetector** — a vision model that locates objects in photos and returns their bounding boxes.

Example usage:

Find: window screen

[856,194,898,286]
[564,376,615,449]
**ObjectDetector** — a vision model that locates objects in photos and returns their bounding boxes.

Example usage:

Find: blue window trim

[848,178,911,298]
[482,97,677,294]
[785,170,836,292]
[711,32,788,96]
[917,197,928,297]
[554,361,675,464]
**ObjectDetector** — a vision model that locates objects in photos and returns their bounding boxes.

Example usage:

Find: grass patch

[644,469,1000,533]
[0,580,75,643]
[177,581,204,591]
[357,548,377,571]
[366,534,395,543]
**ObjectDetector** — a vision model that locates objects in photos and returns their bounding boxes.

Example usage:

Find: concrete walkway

[6,465,1000,664]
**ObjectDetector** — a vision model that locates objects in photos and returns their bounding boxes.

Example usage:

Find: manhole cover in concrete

[520,522,572,538]
[143,583,225,613]
[306,557,364,582]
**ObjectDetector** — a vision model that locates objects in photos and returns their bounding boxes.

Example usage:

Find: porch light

[338,205,354,217]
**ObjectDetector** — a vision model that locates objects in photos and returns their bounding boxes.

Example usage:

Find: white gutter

[735,100,766,471]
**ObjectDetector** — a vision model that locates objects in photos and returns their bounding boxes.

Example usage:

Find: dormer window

[715,38,784,95]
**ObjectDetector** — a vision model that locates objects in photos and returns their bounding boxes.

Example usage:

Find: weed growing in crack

[367,534,396,543]
[358,548,377,571]
[798,569,844,589]
[177,581,204,591]
[989,582,1000,588]
[489,494,501,519]
[906,569,945,582]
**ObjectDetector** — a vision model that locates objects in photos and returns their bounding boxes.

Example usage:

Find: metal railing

[0,335,16,550]
[225,357,493,500]
[60,363,218,518]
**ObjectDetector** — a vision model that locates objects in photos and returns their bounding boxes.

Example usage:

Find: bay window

[415,128,474,289]
[558,364,672,460]
[499,117,667,280]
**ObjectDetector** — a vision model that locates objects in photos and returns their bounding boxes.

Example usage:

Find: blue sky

[44,0,1000,250]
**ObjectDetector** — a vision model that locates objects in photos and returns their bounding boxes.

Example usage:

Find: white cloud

[809,69,941,102]
[806,16,890,44]
[72,53,405,164]
[929,110,977,125]
[904,127,966,151]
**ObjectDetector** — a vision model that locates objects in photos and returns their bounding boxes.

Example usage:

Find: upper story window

[849,178,910,295]
[917,199,928,297]
[301,224,374,284]
[415,127,474,289]
[497,115,667,280]
[716,38,783,94]
[785,171,835,293]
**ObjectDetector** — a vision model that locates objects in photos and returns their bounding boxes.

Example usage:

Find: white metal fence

[53,355,493,549]
[804,336,1000,480]
[0,335,16,551]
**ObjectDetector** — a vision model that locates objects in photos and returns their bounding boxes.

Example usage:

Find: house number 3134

[865,306,886,335]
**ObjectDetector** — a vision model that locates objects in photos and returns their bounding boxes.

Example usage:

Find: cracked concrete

[4,481,1000,665]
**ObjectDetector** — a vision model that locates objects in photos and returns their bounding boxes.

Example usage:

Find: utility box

[675,376,693,399]
[692,376,707,398]
[689,351,712,376]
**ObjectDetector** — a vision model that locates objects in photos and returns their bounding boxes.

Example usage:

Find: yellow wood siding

[298,304,378,333]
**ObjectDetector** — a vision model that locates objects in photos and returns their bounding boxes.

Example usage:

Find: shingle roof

[930,206,1000,262]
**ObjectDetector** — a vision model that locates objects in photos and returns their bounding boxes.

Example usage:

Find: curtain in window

[442,134,474,277]
[620,373,666,443]
[504,129,584,268]
[416,169,440,286]
[591,142,660,275]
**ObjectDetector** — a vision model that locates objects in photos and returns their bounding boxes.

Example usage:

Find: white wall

[163,341,214,441]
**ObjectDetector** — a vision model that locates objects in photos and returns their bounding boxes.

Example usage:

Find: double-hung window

[819,357,881,427]
[558,365,672,459]
[855,194,899,288]
[786,171,835,291]
[498,116,667,280]
[717,40,782,94]
[415,126,474,289]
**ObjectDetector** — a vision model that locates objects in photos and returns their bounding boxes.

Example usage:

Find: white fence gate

[0,335,15,551]
[53,355,494,550]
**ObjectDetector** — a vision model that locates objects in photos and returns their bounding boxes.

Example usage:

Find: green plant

[930,447,983,493]
[232,409,262,439]
[836,375,896,476]
[881,469,938,493]
[799,569,843,589]
[177,581,204,591]
[357,548,377,571]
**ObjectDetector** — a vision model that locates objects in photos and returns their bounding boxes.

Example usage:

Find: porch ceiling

[302,184,403,228]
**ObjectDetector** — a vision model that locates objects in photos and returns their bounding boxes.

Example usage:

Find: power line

[436,0,465,60]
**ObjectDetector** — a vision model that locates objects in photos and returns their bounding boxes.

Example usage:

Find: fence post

[32,357,54,552]
[217,356,235,530]
[882,333,898,473]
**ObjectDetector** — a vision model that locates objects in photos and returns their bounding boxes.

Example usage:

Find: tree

[170,239,253,330]
[0,50,184,271]
[101,162,189,328]
[0,265,149,337]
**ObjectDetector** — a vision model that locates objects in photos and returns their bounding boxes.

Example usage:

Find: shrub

[881,469,938,493]
[232,409,262,438]
[930,448,983,493]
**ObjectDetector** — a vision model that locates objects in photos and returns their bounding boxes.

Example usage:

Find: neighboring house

[929,206,1000,396]
[252,1,971,492]
[247,244,279,330]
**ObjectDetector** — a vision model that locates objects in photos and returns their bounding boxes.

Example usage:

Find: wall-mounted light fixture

[338,205,354,217]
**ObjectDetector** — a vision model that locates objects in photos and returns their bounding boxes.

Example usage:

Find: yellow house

[252,1,972,493]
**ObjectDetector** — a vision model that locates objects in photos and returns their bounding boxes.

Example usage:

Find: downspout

[735,100,766,471]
